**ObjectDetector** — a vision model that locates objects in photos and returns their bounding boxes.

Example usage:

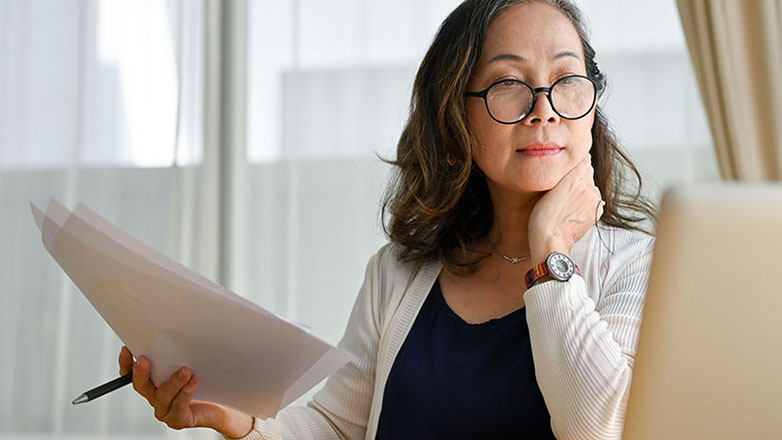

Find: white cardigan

[233,223,655,440]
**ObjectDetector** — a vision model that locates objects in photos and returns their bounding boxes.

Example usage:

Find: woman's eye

[496,79,519,88]
[556,72,582,82]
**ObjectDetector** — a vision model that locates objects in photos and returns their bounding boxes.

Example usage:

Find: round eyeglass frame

[464,74,597,125]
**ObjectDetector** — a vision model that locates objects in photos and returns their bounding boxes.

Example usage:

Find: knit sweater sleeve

[522,230,655,440]
[227,246,388,440]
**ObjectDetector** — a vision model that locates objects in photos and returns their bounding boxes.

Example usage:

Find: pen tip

[72,394,88,405]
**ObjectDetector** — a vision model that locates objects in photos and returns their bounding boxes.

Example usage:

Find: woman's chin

[493,182,556,195]
[512,177,559,193]
[486,172,562,194]
[507,169,564,192]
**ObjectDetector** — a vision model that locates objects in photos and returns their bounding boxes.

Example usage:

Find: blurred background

[0,0,719,438]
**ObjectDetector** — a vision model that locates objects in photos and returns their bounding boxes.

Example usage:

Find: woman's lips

[516,142,564,156]
[518,148,563,156]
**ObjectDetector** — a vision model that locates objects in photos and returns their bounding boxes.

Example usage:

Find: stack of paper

[31,199,352,418]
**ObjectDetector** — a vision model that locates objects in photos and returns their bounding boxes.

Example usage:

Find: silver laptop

[623,182,782,439]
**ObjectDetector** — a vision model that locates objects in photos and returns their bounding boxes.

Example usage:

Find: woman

[119,0,658,438]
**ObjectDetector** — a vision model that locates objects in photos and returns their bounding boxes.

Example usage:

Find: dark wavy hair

[381,0,658,275]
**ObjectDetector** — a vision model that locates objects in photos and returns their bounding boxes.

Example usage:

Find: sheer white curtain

[0,0,215,438]
[234,0,464,359]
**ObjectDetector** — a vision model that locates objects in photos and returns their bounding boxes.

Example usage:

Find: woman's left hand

[527,153,604,265]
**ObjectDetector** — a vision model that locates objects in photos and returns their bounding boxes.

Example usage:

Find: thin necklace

[491,243,530,264]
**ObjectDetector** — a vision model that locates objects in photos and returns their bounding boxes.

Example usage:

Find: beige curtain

[677,0,782,180]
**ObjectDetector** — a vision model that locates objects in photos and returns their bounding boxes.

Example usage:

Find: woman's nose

[524,91,560,125]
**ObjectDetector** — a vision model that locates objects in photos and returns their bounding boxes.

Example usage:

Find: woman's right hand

[118,346,254,439]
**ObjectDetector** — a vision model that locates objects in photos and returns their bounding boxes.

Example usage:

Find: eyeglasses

[465,74,597,124]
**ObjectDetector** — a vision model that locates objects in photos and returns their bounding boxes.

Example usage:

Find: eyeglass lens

[486,76,595,123]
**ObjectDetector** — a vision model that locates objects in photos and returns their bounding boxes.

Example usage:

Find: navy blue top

[376,279,556,440]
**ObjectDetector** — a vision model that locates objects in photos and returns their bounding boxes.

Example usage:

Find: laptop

[623,182,782,439]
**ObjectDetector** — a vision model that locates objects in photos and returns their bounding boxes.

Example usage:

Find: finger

[587,187,602,208]
[574,155,595,182]
[132,356,158,406]
[119,346,134,376]
[165,375,200,429]
[559,160,588,186]
[595,199,606,222]
[154,367,192,420]
[582,155,595,176]
[592,185,602,201]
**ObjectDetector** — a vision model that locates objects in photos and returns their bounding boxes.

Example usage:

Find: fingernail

[179,368,187,379]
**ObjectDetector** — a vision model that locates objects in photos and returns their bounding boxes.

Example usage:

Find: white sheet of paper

[31,199,351,418]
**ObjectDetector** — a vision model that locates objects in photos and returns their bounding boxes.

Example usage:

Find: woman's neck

[485,184,543,258]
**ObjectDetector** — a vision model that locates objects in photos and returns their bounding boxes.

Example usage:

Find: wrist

[530,239,572,265]
[216,407,254,439]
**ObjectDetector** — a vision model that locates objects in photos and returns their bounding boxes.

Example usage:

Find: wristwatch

[524,252,580,289]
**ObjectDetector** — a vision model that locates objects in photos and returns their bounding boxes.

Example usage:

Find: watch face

[547,252,575,280]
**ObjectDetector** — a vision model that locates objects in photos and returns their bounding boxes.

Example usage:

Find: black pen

[72,372,133,405]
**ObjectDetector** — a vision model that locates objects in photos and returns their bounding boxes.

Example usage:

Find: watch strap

[524,260,550,289]
[524,253,580,289]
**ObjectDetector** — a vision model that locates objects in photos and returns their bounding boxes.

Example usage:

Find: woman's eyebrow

[552,50,581,61]
[487,50,581,65]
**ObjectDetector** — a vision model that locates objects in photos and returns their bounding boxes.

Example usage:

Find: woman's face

[466,1,596,193]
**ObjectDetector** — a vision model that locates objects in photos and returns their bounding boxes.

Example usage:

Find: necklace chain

[491,242,530,264]
[501,254,530,264]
